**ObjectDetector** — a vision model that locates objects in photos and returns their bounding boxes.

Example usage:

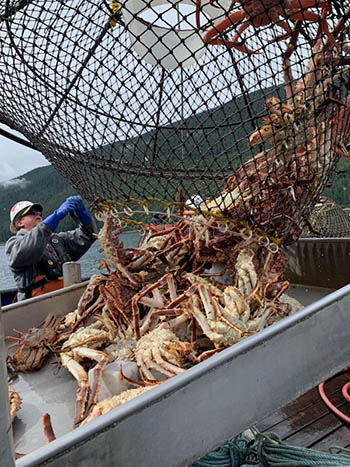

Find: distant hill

[0,165,83,242]
[0,157,349,244]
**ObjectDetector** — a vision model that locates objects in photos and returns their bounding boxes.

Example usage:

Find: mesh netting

[1,1,350,244]
[302,196,350,237]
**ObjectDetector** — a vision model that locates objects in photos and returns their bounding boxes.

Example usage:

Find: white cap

[10,201,43,234]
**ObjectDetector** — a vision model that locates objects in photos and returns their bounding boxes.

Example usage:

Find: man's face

[16,209,42,232]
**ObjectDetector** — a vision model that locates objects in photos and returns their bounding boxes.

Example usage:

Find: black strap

[18,276,49,298]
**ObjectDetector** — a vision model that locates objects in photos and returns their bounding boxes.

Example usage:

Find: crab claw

[203,12,262,54]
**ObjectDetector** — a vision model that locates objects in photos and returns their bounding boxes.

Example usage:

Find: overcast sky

[0,125,50,184]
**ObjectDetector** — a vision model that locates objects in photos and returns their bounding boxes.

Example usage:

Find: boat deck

[257,371,350,453]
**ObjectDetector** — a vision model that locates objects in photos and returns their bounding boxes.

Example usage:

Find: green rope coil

[191,431,251,467]
[192,429,350,467]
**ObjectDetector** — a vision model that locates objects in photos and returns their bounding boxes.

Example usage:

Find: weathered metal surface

[0,307,15,467]
[9,284,350,467]
[285,238,350,289]
[2,281,88,337]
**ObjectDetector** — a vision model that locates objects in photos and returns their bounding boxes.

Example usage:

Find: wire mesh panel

[1,1,350,243]
[302,196,350,237]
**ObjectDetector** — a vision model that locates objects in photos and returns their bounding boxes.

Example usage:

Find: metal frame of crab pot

[1,238,350,467]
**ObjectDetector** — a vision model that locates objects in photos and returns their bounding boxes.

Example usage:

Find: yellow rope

[109,0,120,27]
[90,196,282,251]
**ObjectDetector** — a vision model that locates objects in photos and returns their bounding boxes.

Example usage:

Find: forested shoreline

[0,158,348,243]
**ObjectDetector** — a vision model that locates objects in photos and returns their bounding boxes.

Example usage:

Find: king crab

[200,0,334,53]
[5,314,62,372]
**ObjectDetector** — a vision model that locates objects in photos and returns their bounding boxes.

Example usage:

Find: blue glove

[74,203,92,226]
[59,196,82,215]
[68,195,92,225]
[43,197,80,231]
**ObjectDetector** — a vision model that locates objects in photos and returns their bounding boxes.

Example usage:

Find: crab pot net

[1,1,350,244]
[301,196,350,238]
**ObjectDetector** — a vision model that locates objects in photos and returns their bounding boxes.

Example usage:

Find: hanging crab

[200,0,334,53]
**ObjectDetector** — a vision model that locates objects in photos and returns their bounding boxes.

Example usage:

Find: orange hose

[318,371,350,424]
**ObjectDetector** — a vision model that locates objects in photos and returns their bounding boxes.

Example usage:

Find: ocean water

[0,231,140,290]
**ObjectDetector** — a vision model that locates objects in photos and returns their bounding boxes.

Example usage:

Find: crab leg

[100,285,132,328]
[203,11,259,53]
[213,297,249,337]
[84,349,109,408]
[42,413,56,443]
[128,250,154,270]
[151,348,187,375]
[140,308,188,335]
[187,294,224,347]
[72,295,104,331]
[137,349,166,380]
[61,354,89,427]
[285,1,335,47]
[132,274,171,339]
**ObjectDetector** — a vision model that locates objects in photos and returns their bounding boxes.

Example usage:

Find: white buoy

[122,0,230,69]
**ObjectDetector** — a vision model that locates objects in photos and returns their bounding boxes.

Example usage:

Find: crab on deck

[56,324,115,427]
[42,386,153,441]
[8,385,21,422]
[134,326,197,384]
[5,314,62,372]
[185,279,302,348]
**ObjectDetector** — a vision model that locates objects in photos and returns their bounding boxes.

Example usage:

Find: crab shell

[8,385,21,422]
[80,386,152,426]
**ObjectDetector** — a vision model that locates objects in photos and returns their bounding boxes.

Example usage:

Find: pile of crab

[7,211,302,441]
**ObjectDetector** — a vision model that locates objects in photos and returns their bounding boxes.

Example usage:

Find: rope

[249,431,350,466]
[192,428,350,467]
[192,430,254,467]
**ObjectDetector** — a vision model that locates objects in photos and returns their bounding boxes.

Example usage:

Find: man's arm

[5,223,52,269]
[58,221,97,262]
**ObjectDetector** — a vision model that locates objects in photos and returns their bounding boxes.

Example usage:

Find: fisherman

[5,196,97,301]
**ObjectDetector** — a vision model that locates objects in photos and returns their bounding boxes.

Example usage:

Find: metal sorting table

[1,238,350,466]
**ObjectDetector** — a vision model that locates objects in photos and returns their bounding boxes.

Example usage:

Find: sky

[0,124,50,184]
